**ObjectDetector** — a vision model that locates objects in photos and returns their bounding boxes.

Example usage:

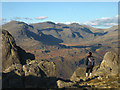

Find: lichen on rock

[94,52,119,77]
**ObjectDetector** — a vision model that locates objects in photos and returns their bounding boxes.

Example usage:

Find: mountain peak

[45,21,56,25]
[6,20,28,26]
[31,21,56,26]
[70,23,80,26]
[8,20,21,23]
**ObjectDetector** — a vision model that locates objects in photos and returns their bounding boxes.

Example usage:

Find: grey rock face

[23,60,56,77]
[2,30,21,71]
[70,67,85,82]
[57,80,75,88]
[94,52,119,77]
[23,60,57,88]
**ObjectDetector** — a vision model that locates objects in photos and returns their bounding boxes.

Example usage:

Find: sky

[1,2,118,28]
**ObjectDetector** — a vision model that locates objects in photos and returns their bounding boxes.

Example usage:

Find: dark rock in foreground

[2,60,57,88]
[2,30,57,88]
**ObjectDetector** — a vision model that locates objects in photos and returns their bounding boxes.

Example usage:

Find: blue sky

[2,2,118,28]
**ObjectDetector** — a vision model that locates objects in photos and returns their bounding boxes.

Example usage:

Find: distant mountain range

[1,20,118,47]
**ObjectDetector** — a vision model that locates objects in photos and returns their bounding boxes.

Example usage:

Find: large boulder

[70,67,86,82]
[2,29,35,71]
[57,80,75,88]
[23,60,56,77]
[2,30,21,71]
[23,60,57,88]
[70,52,119,80]
[94,52,119,77]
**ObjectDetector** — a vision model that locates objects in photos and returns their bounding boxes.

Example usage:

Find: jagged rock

[2,60,57,88]
[70,67,86,82]
[68,52,120,89]
[2,30,21,71]
[94,52,119,77]
[3,64,24,76]
[23,62,42,77]
[57,80,75,88]
[23,60,56,77]
[2,29,35,71]
[23,60,57,88]
[38,60,56,77]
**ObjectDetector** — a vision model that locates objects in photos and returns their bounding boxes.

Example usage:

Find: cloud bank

[56,15,118,28]
[1,15,118,28]
[82,15,118,27]
[35,16,48,20]
[1,16,48,24]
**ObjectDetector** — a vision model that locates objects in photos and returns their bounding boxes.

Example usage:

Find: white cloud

[82,15,118,27]
[35,16,48,20]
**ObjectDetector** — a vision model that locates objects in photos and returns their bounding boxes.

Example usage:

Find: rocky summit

[93,52,119,77]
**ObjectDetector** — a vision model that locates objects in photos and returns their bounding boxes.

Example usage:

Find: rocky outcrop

[70,52,119,83]
[2,29,35,71]
[94,52,119,77]
[2,59,57,88]
[2,30,21,71]
[23,60,57,88]
[2,60,57,88]
[23,60,56,77]
[2,30,57,88]
[70,67,85,82]
[57,52,120,89]
[57,80,76,88]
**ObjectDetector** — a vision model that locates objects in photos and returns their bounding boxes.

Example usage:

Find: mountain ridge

[2,20,117,46]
